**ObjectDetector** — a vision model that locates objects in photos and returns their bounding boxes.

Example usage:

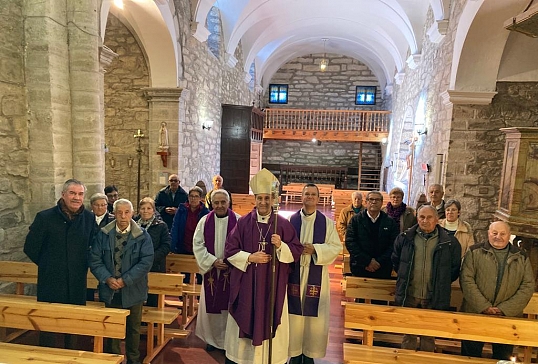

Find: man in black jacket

[24,179,96,349]
[345,191,399,279]
[154,174,188,230]
[392,204,461,352]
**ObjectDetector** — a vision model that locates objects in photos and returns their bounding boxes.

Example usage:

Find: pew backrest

[0,294,128,339]
[231,193,255,216]
[344,276,463,310]
[345,302,538,347]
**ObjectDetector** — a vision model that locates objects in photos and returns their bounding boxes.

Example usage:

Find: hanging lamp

[320,38,328,72]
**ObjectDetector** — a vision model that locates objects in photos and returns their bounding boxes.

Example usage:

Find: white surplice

[288,210,341,359]
[193,211,240,349]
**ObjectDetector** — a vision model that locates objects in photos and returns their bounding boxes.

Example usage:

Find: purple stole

[288,211,325,317]
[203,209,237,313]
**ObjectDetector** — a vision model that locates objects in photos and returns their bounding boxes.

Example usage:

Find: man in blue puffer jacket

[90,198,154,364]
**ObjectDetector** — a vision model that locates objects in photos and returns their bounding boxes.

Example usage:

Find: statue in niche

[159,122,169,151]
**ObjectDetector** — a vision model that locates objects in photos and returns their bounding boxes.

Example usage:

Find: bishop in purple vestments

[223,169,302,364]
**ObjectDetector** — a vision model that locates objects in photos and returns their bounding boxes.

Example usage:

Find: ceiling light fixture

[320,38,328,72]
[114,0,124,9]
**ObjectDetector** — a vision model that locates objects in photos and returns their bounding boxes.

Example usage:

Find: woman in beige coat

[439,199,475,257]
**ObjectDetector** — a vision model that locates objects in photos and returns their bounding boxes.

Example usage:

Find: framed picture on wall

[355,86,376,105]
[268,84,289,104]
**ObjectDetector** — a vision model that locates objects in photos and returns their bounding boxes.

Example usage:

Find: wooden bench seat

[166,254,202,329]
[0,261,188,364]
[343,343,496,364]
[343,277,538,357]
[0,342,124,364]
[0,293,129,355]
[345,302,538,363]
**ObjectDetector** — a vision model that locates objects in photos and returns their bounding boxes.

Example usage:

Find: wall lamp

[202,123,211,131]
[417,128,428,136]
[109,156,116,168]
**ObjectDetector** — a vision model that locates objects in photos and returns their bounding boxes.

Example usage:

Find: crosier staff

[268,179,280,364]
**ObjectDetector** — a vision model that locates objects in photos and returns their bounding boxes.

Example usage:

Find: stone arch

[100,1,179,87]
[450,0,530,93]
[103,14,151,202]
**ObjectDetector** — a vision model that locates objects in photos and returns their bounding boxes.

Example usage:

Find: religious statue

[159,122,169,151]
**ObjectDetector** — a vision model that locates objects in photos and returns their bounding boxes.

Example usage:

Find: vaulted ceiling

[102,0,535,96]
[192,0,448,90]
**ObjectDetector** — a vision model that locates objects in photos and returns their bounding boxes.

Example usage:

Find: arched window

[249,62,256,91]
[206,6,221,58]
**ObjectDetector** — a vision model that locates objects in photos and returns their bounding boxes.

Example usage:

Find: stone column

[24,0,71,217]
[143,88,183,195]
[99,45,118,189]
[66,0,103,197]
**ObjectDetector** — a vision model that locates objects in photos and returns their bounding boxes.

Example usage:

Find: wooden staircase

[357,142,382,190]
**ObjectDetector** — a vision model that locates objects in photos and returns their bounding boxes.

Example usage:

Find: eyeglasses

[367,198,383,202]
[93,203,108,208]
[188,195,201,199]
[169,179,179,183]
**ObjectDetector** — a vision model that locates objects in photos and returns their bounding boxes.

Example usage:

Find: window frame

[268,84,289,104]
[355,86,377,105]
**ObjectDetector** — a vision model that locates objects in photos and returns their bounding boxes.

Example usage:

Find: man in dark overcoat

[24,178,96,348]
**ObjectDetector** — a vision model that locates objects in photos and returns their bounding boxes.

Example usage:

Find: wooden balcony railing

[264,108,390,132]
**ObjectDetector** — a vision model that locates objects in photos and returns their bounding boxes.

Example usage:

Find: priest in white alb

[288,184,341,364]
[193,189,240,351]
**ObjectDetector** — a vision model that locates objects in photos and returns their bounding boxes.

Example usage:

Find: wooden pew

[0,342,124,364]
[343,277,463,352]
[165,254,202,329]
[344,276,538,356]
[0,261,188,364]
[0,293,128,362]
[231,193,255,216]
[282,184,303,204]
[345,302,538,363]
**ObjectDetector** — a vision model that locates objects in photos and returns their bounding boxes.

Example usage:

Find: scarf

[58,198,84,221]
[137,215,155,229]
[385,202,407,226]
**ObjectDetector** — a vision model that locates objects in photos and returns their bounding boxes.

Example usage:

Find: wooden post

[358,142,363,189]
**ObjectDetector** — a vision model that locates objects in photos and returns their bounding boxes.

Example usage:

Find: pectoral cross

[259,240,267,252]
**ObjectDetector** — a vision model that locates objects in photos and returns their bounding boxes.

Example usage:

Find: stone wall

[0,0,28,265]
[104,14,150,203]
[266,54,385,110]
[386,5,462,207]
[173,0,254,191]
[446,82,538,242]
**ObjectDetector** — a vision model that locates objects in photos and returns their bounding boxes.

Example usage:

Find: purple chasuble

[288,211,325,317]
[203,209,237,313]
[224,209,303,346]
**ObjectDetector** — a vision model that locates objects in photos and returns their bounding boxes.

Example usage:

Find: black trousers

[461,340,513,360]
